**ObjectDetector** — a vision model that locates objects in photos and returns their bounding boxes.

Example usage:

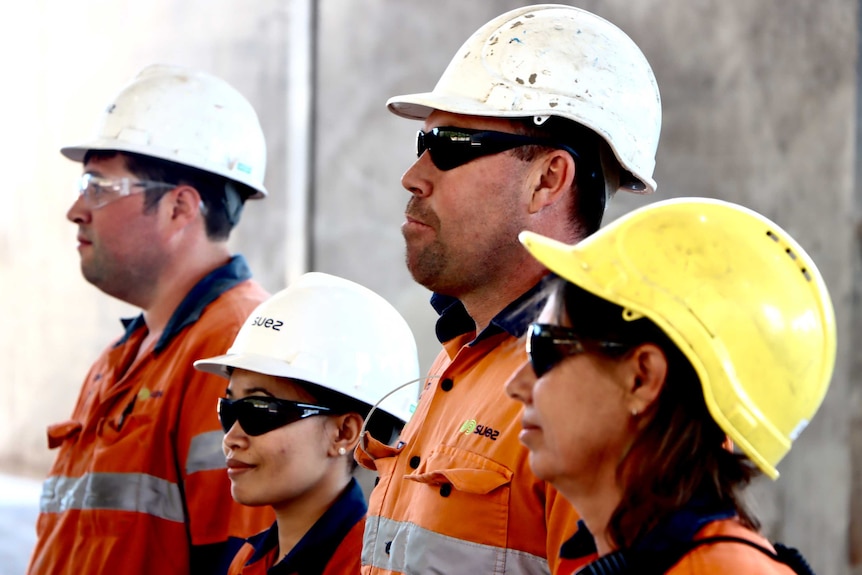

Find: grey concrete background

[0,1,858,573]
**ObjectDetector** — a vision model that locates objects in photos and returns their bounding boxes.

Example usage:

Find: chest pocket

[405,444,513,547]
[408,444,513,493]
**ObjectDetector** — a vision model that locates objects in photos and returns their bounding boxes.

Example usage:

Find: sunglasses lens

[416,129,479,171]
[527,325,557,378]
[218,397,328,436]
[217,397,238,433]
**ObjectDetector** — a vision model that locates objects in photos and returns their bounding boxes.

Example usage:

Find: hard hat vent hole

[766,230,812,282]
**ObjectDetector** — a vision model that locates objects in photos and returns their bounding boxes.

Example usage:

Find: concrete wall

[1,0,857,573]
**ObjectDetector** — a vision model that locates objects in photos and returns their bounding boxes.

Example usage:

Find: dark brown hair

[509,117,605,238]
[83,150,252,241]
[555,279,761,549]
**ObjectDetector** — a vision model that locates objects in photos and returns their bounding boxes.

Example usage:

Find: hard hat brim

[60,140,267,199]
[386,92,657,196]
[388,92,542,122]
[518,230,604,298]
[193,352,321,383]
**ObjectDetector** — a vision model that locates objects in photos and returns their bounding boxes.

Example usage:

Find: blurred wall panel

[1,1,857,573]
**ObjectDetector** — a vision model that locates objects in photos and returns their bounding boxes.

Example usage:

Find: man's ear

[626,343,668,416]
[528,149,576,214]
[165,184,204,225]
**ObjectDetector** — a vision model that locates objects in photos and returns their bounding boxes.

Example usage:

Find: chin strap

[357,375,439,455]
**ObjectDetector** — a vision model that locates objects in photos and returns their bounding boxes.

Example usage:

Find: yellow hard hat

[519,198,836,479]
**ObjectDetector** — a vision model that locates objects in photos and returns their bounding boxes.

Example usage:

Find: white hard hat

[61,64,268,198]
[387,4,661,194]
[194,272,421,424]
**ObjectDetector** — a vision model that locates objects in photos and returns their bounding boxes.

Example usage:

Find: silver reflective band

[40,473,185,523]
[363,515,550,574]
[186,430,229,475]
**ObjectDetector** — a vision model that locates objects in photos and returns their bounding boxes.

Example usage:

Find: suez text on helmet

[386,4,661,199]
[194,272,422,426]
[519,197,836,480]
[60,64,268,198]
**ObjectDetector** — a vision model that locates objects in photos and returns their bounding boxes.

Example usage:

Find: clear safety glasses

[527,323,627,378]
[217,396,332,436]
[76,173,177,210]
[416,126,581,171]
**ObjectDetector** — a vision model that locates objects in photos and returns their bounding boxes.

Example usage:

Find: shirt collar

[430,274,556,344]
[117,255,253,354]
[559,494,737,561]
[254,478,366,574]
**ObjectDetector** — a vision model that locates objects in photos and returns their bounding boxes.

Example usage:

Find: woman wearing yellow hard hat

[506,198,834,574]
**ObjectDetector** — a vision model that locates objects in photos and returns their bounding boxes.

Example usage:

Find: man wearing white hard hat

[194,272,421,574]
[29,65,273,575]
[356,5,661,575]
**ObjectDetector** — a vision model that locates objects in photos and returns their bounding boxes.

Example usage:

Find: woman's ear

[329,412,364,457]
[626,343,668,416]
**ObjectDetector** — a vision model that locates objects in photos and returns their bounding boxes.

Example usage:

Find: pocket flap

[407,444,513,495]
[47,420,82,449]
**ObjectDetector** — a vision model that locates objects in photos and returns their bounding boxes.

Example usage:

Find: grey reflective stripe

[186,430,227,474]
[363,515,550,574]
[40,473,185,523]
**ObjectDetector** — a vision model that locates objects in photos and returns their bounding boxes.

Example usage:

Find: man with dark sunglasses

[28,66,273,575]
[356,5,662,575]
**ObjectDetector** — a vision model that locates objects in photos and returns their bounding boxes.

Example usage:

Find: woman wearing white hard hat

[194,272,420,575]
[506,198,833,574]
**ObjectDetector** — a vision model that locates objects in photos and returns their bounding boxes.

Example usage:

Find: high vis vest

[28,256,274,575]
[358,281,587,575]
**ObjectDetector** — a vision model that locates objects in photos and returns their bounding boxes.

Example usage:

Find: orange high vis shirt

[564,501,806,574]
[28,256,274,575]
[665,521,802,574]
[227,479,366,575]
[358,282,586,575]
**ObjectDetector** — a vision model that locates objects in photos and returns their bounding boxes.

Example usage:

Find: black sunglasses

[217,396,332,436]
[416,126,581,171]
[527,323,628,378]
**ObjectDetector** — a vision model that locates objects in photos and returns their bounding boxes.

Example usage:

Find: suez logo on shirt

[459,419,500,441]
[250,316,283,331]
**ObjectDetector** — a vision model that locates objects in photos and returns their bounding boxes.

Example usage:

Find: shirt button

[440,483,452,497]
[409,455,421,469]
[440,378,454,391]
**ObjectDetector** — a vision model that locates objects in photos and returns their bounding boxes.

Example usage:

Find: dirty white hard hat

[61,64,268,198]
[387,4,661,195]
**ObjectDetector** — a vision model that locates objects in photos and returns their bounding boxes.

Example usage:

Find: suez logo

[459,419,500,441]
[250,316,283,331]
